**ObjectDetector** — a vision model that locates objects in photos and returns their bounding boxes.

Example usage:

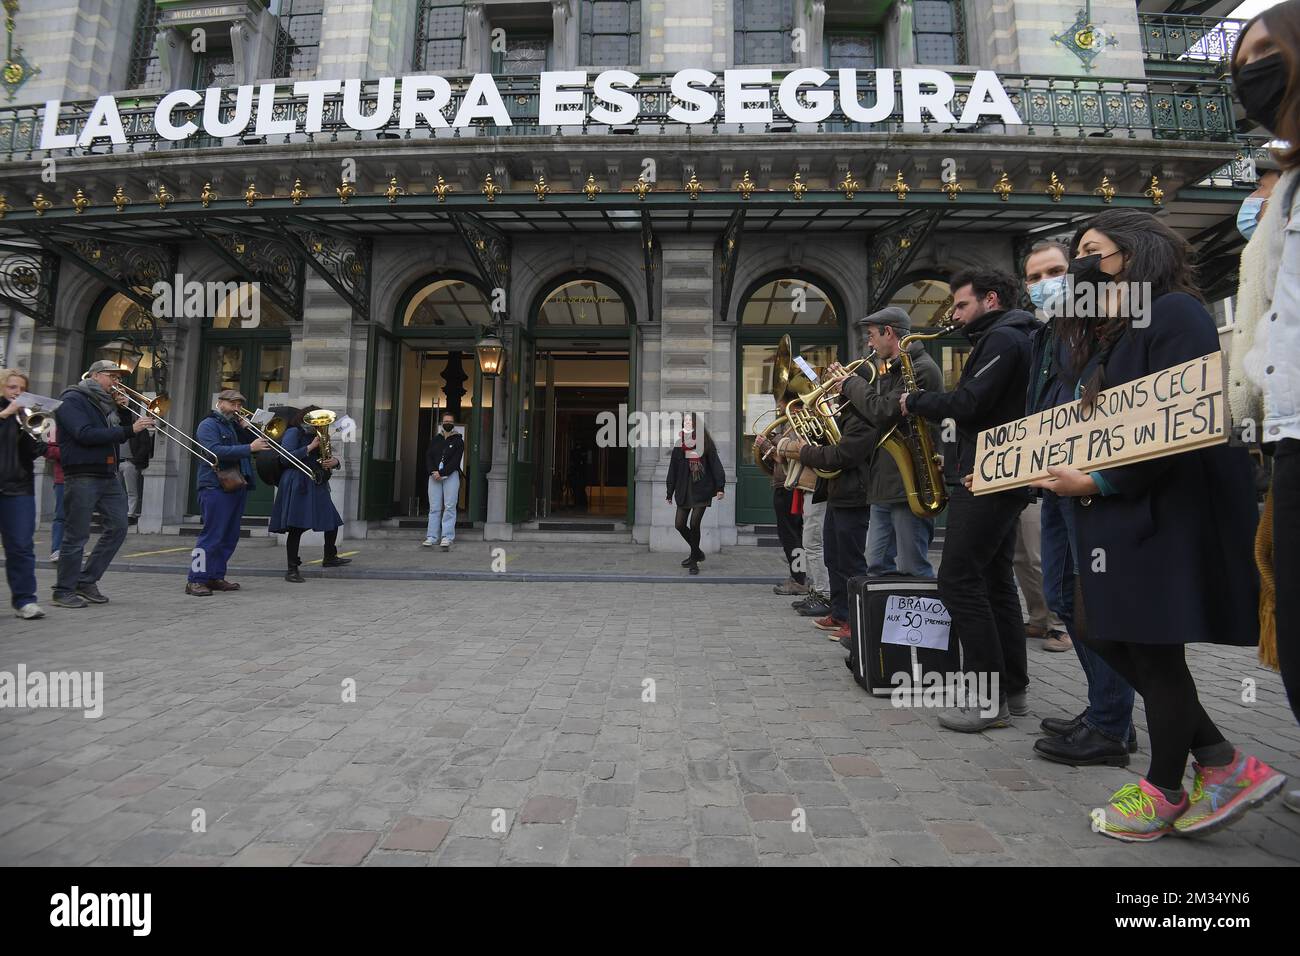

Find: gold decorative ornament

[1045,172,1066,202]
[0,194,9,219]
[736,170,756,201]
[31,192,50,216]
[889,170,910,201]
[336,179,356,204]
[200,182,218,207]
[112,185,130,212]
[154,183,173,209]
[1093,176,1116,203]
[433,175,453,202]
[384,177,403,203]
[289,179,308,205]
[787,171,808,201]
[1143,175,1164,207]
[993,171,1012,201]
[583,174,602,201]
[534,175,551,201]
[244,183,260,207]
[839,172,860,200]
[942,177,962,201]
[72,188,90,214]
[481,175,501,202]
[684,173,703,200]
[631,175,653,201]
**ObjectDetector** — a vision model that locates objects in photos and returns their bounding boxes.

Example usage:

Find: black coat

[666,445,725,507]
[1073,293,1259,647]
[857,342,944,506]
[909,308,1037,484]
[426,430,465,477]
[798,368,878,509]
[0,399,46,496]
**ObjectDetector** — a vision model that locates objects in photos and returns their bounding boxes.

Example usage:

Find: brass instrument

[233,406,316,482]
[752,335,877,489]
[80,373,219,468]
[18,407,56,441]
[302,408,338,485]
[879,309,959,518]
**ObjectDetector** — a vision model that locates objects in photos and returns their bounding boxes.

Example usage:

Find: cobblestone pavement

[2,571,1297,867]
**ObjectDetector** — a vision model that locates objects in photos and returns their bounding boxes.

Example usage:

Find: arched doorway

[191,281,293,516]
[509,275,635,527]
[371,273,495,525]
[735,273,847,525]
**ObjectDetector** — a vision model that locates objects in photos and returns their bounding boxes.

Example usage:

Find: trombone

[80,373,219,468]
[232,406,316,481]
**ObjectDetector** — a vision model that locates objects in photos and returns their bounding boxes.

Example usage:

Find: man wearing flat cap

[187,389,269,597]
[829,307,944,577]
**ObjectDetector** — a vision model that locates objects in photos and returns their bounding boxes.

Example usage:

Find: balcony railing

[1140,13,1246,68]
[0,72,1244,163]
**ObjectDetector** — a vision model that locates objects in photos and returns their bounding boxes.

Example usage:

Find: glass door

[362,324,400,520]
[507,325,536,523]
[192,336,292,517]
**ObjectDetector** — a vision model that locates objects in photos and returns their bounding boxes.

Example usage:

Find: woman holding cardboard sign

[1028,209,1286,843]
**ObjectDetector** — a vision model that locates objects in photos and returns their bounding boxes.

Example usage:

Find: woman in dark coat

[665,414,725,575]
[269,406,351,582]
[1033,210,1286,841]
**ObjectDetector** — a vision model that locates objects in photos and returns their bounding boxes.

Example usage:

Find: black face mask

[1068,251,1122,287]
[442,423,455,432]
[1236,53,1287,133]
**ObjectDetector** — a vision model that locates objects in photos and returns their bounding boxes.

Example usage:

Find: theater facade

[0,0,1267,549]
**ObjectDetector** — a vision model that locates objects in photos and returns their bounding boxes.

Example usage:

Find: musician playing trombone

[1,368,47,619]
[185,389,271,597]
[50,361,155,609]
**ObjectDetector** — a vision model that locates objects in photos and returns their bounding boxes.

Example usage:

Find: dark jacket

[1026,319,1074,416]
[53,385,131,477]
[269,426,342,533]
[426,429,465,478]
[857,342,944,506]
[0,399,46,496]
[117,405,156,469]
[797,368,878,509]
[666,444,726,507]
[194,412,256,493]
[908,308,1037,483]
[1074,292,1259,647]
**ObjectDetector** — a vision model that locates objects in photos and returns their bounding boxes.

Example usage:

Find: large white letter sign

[900,69,957,124]
[453,74,511,127]
[959,71,1023,125]
[668,69,718,124]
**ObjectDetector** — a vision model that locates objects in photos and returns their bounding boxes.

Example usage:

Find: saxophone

[878,311,958,519]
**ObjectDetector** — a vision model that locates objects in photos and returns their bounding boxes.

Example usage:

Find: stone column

[552,0,572,70]
[483,369,511,540]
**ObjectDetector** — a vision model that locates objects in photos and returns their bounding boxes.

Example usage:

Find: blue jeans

[56,473,128,597]
[190,487,248,583]
[866,503,934,577]
[427,471,460,543]
[0,494,37,609]
[823,505,870,622]
[1040,489,1135,741]
[51,483,65,554]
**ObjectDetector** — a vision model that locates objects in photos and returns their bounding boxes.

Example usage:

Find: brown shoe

[207,579,241,591]
[1025,624,1048,640]
[185,582,212,597]
[1043,630,1073,653]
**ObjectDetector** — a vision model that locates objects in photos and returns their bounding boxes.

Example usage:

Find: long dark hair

[1060,210,1202,405]
[1232,0,1300,170]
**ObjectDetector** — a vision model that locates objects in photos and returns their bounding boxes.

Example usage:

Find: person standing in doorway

[666,414,725,575]
[424,411,464,551]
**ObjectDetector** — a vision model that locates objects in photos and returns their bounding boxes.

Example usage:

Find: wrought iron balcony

[0,71,1244,164]
[1139,13,1246,70]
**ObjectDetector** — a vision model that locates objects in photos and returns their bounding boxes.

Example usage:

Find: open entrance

[529,350,630,521]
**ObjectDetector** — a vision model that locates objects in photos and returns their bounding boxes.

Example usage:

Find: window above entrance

[886,277,952,330]
[403,278,492,329]
[537,280,628,327]
[740,278,836,326]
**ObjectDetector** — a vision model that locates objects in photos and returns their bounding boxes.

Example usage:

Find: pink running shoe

[1095,779,1188,842]
[1174,750,1287,836]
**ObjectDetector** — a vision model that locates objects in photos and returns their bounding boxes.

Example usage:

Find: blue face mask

[1028,274,1068,312]
[1237,197,1264,240]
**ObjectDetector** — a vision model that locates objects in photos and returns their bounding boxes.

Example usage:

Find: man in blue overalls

[187,389,268,596]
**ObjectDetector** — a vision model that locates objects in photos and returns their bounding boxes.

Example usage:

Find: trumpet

[19,407,56,441]
[81,373,219,468]
[233,407,315,482]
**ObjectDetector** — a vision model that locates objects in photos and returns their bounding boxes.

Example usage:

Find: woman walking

[665,414,725,575]
[1032,209,1286,841]
[270,406,351,582]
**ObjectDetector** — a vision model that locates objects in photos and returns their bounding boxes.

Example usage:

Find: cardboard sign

[881,594,952,651]
[972,352,1227,495]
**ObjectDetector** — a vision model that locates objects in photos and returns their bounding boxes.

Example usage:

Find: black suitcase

[846,575,962,696]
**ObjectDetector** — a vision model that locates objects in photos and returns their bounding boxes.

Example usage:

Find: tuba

[878,306,959,518]
[302,408,337,485]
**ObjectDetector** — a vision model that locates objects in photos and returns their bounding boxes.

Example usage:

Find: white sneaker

[440,539,451,551]
[48,551,59,562]
[16,603,46,620]
[422,538,435,548]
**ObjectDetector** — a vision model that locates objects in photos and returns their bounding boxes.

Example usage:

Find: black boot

[1033,722,1130,767]
[322,555,352,568]
[285,562,305,583]
[1042,712,1138,753]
